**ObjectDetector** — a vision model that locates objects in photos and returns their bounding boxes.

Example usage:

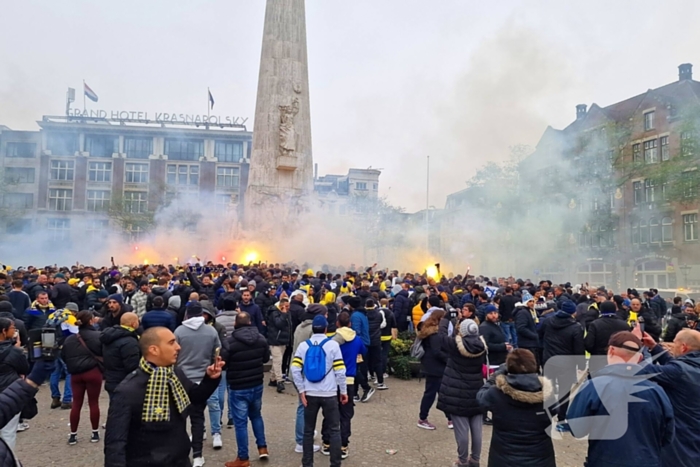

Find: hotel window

[124,137,152,159]
[682,172,697,199]
[644,111,655,131]
[126,223,146,242]
[87,190,111,212]
[644,139,658,164]
[4,168,35,184]
[167,164,199,186]
[662,217,673,243]
[373,183,378,190]
[6,142,36,158]
[48,189,72,211]
[85,135,118,157]
[88,161,112,182]
[164,139,203,161]
[47,218,71,241]
[215,141,243,162]
[631,220,640,244]
[46,133,78,155]
[640,219,649,244]
[681,132,694,157]
[86,219,109,239]
[216,167,240,188]
[650,218,661,244]
[633,181,643,205]
[356,182,367,190]
[2,193,33,210]
[683,213,698,241]
[50,160,75,181]
[632,143,641,163]
[125,163,149,183]
[660,136,669,161]
[124,191,147,213]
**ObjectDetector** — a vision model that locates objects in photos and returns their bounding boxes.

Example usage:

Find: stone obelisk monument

[244,0,314,231]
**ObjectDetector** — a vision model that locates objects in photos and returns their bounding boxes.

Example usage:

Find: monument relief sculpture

[279,97,299,155]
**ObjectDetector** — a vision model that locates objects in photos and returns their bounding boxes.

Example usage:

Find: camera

[27,328,60,362]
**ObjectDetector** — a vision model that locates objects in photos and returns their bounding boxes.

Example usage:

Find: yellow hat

[68,278,80,286]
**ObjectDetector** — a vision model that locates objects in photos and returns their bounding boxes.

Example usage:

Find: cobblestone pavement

[15,377,588,466]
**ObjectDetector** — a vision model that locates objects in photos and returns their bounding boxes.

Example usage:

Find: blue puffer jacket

[639,347,700,467]
[567,363,675,467]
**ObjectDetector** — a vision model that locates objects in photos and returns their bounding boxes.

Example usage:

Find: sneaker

[277,382,285,393]
[61,402,72,410]
[268,380,278,387]
[353,395,360,403]
[555,422,572,433]
[91,431,100,443]
[483,415,493,426]
[213,433,223,450]
[369,375,377,383]
[295,444,321,453]
[258,446,269,459]
[417,419,436,430]
[193,457,205,467]
[224,458,250,467]
[361,387,375,403]
[51,397,61,409]
[282,374,292,384]
[320,443,330,456]
[68,433,77,445]
[16,422,29,432]
[383,373,389,379]
[227,419,233,429]
[341,446,349,459]
[376,383,388,390]
[447,420,454,429]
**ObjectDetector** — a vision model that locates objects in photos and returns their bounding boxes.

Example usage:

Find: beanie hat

[97,289,109,299]
[248,280,256,288]
[428,296,442,307]
[168,295,181,309]
[312,315,328,329]
[0,302,13,314]
[54,273,66,280]
[600,301,617,315]
[307,304,328,316]
[64,302,79,313]
[483,304,498,314]
[348,296,362,309]
[222,297,237,311]
[560,300,576,315]
[460,319,479,337]
[186,302,203,318]
[107,294,123,305]
[521,291,534,303]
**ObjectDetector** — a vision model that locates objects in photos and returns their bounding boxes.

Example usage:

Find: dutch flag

[84,82,98,102]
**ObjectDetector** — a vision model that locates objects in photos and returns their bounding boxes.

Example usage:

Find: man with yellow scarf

[104,327,223,467]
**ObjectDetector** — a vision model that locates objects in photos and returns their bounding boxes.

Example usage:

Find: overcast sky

[2,0,700,211]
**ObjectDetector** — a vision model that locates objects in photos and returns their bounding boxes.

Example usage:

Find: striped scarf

[139,358,190,422]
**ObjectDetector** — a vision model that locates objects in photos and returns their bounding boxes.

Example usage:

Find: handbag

[76,333,104,373]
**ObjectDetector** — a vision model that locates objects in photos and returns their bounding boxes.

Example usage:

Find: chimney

[576,104,587,120]
[679,63,693,81]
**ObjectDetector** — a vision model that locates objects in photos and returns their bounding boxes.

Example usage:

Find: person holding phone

[0,317,29,449]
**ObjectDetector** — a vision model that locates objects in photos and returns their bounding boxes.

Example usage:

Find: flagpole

[207,87,210,119]
[83,79,86,112]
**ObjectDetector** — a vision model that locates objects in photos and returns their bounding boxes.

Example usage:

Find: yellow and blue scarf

[139,358,190,422]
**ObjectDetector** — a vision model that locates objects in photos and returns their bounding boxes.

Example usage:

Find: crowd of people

[0,262,698,467]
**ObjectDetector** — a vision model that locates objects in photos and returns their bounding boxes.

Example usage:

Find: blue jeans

[50,357,72,403]
[230,384,266,460]
[207,370,226,434]
[295,395,305,445]
[501,322,517,347]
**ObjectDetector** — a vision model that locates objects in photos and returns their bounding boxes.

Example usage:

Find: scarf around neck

[139,358,190,422]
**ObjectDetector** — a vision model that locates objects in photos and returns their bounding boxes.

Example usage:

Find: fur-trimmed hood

[455,335,486,358]
[495,373,553,404]
[416,321,438,339]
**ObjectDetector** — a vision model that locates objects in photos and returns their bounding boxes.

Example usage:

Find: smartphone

[213,347,221,361]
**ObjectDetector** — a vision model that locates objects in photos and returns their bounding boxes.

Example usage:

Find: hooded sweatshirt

[332,327,365,385]
[292,332,347,397]
[174,316,220,384]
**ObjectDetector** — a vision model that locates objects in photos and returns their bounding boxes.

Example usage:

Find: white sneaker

[295,444,321,453]
[212,433,222,450]
[17,422,29,432]
[193,457,205,467]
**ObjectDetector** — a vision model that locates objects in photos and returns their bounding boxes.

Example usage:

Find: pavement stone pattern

[15,377,588,466]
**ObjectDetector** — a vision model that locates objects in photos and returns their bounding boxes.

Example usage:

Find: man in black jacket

[289,292,307,333]
[392,283,412,332]
[266,299,291,392]
[498,287,519,347]
[225,312,271,467]
[479,308,510,366]
[363,299,384,391]
[584,300,630,375]
[537,300,584,431]
[101,312,141,400]
[104,327,223,467]
[514,294,540,367]
[50,273,75,310]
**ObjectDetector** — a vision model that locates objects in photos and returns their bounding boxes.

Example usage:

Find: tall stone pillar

[244,0,314,232]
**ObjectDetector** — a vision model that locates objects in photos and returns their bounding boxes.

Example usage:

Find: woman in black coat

[0,317,29,450]
[437,319,485,467]
[62,310,103,445]
[416,310,449,430]
[477,349,555,467]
